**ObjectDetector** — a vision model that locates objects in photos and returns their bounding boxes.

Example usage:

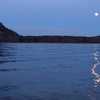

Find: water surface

[0,43,100,100]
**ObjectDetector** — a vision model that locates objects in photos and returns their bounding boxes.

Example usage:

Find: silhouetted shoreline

[0,23,100,43]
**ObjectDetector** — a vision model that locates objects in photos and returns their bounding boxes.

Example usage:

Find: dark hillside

[0,23,100,43]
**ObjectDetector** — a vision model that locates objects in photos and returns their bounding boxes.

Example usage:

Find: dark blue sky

[0,0,100,36]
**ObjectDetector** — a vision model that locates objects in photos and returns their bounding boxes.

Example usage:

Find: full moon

[94,12,99,16]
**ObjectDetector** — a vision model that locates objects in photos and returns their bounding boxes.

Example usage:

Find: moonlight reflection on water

[88,44,100,100]
[92,45,100,86]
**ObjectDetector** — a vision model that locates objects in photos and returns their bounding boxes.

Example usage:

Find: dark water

[0,43,100,100]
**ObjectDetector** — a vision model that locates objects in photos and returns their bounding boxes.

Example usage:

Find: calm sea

[0,43,100,100]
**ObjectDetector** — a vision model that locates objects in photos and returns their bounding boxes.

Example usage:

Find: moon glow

[94,12,99,16]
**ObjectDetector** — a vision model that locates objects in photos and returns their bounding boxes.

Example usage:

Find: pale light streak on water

[0,43,100,100]
[92,48,100,84]
[88,44,100,100]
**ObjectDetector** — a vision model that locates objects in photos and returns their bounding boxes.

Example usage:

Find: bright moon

[94,12,99,16]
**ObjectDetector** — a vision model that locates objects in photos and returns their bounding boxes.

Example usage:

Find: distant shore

[1,35,100,43]
[0,23,100,43]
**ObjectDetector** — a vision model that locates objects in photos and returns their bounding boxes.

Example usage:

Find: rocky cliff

[0,23,100,43]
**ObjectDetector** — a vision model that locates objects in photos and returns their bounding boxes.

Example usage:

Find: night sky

[0,0,100,36]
